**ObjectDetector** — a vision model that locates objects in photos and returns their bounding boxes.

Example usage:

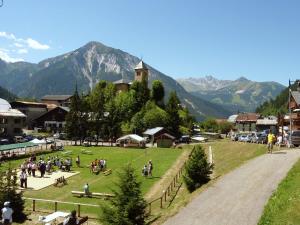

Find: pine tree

[101,164,147,225]
[183,145,213,192]
[65,86,82,145]
[0,166,25,222]
[166,91,181,138]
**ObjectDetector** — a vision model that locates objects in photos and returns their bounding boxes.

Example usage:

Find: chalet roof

[0,109,26,117]
[291,91,300,105]
[113,79,132,85]
[143,127,164,136]
[236,113,260,122]
[227,114,238,123]
[156,133,175,140]
[34,106,69,121]
[41,95,72,101]
[134,60,148,70]
[11,101,47,108]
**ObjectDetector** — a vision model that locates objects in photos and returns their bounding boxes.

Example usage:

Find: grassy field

[1,145,187,218]
[152,140,268,224]
[258,158,300,225]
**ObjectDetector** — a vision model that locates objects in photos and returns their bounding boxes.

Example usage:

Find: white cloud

[26,38,50,50]
[17,48,28,54]
[0,49,24,62]
[14,43,23,48]
[0,31,50,50]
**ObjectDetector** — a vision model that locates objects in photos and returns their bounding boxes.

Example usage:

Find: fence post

[54,202,57,211]
[148,203,151,214]
[78,204,81,217]
[164,190,167,202]
[33,199,35,211]
[160,197,163,208]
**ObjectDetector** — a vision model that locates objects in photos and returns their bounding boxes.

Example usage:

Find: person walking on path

[267,131,275,153]
[2,202,13,225]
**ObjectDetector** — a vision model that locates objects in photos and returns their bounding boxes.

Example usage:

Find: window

[136,71,140,76]
[14,118,21,124]
[0,118,7,124]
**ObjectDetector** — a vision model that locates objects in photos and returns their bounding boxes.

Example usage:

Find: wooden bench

[53,176,67,187]
[103,169,112,176]
[71,191,115,199]
[78,216,88,224]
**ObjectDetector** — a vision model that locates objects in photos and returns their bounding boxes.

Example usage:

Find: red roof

[236,113,260,122]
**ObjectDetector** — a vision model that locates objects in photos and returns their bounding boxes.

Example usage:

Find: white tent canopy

[117,134,145,143]
[30,138,47,144]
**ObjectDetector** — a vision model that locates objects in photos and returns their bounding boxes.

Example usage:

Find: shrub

[183,145,213,192]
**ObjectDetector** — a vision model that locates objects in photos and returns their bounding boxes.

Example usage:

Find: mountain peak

[236,76,249,82]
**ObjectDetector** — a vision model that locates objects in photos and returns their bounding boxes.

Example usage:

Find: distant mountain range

[177,76,286,114]
[0,42,231,120]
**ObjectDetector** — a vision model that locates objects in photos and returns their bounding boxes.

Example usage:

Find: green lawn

[1,146,187,218]
[258,158,300,225]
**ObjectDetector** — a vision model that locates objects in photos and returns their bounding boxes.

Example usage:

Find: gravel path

[164,149,300,225]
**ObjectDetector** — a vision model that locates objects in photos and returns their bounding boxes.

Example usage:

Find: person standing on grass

[84,183,90,195]
[148,160,153,177]
[20,170,27,188]
[2,202,13,225]
[75,155,80,167]
[267,131,275,153]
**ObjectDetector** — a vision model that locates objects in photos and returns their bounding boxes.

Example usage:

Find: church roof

[134,60,148,70]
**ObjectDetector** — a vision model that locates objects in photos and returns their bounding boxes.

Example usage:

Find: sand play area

[17,170,80,190]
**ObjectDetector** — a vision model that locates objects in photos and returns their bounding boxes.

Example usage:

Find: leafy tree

[130,80,150,112]
[88,81,107,144]
[130,110,146,135]
[143,101,169,128]
[151,80,165,107]
[101,164,147,225]
[166,91,181,138]
[200,118,219,132]
[183,145,213,192]
[0,166,25,222]
[218,121,234,134]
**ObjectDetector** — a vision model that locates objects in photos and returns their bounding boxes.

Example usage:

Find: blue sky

[0,0,299,85]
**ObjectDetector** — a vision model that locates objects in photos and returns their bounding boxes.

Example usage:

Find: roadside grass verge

[258,158,300,225]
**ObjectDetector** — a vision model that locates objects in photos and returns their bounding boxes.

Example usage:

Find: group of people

[90,158,107,174]
[18,154,73,188]
[142,160,153,177]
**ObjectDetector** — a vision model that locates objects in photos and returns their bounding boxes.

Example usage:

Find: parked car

[231,133,240,141]
[14,136,26,143]
[0,139,9,145]
[238,134,248,142]
[256,133,267,144]
[289,130,300,147]
[177,135,191,144]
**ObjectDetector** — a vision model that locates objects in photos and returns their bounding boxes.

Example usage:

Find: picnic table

[40,211,69,224]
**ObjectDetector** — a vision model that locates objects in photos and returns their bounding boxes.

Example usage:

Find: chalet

[0,98,26,138]
[143,127,175,147]
[41,95,72,107]
[34,106,69,133]
[10,101,48,129]
[287,90,300,130]
[235,113,261,132]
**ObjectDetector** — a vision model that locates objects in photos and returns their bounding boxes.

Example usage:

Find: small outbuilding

[143,127,175,147]
[116,134,145,148]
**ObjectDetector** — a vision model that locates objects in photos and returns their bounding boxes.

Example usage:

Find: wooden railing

[147,146,196,214]
[23,197,100,218]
